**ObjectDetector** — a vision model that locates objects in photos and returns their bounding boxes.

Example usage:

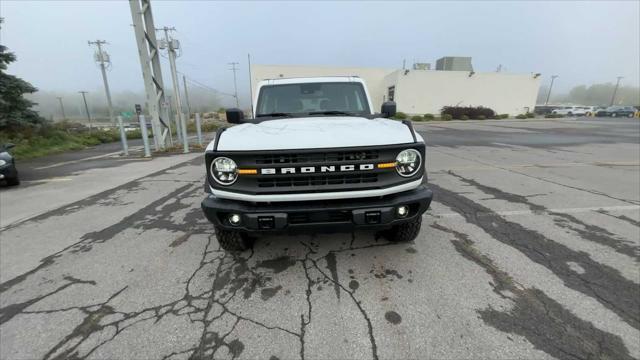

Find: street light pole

[79,91,92,131]
[610,76,623,106]
[545,75,558,105]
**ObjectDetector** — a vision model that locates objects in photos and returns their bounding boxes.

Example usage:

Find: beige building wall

[251,64,540,116]
[393,70,541,115]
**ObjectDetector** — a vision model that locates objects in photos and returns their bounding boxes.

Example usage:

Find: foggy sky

[1,0,639,108]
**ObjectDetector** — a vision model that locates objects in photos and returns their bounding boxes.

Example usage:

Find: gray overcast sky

[1,0,639,103]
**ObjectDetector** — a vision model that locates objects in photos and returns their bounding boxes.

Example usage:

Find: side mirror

[381,101,396,118]
[4,143,15,150]
[225,108,245,124]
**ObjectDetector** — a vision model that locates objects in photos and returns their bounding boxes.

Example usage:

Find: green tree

[0,44,45,130]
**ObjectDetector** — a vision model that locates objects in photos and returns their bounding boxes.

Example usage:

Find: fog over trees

[30,81,640,122]
[537,83,640,106]
[26,86,229,122]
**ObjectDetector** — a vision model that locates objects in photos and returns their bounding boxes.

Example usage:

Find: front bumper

[201,186,433,233]
[0,165,17,180]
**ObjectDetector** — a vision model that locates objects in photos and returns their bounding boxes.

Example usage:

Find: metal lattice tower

[129,0,168,150]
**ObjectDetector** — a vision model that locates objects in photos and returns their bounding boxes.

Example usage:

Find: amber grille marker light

[238,169,258,175]
[377,162,397,169]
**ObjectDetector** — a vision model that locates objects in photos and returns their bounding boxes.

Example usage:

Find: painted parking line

[21,177,74,184]
[431,161,640,172]
[33,146,144,170]
[431,204,640,218]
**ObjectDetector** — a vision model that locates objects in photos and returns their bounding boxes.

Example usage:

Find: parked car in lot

[585,106,606,116]
[596,106,636,118]
[0,143,19,186]
[551,106,589,116]
[533,105,562,115]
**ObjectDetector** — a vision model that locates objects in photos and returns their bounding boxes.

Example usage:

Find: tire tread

[214,226,252,251]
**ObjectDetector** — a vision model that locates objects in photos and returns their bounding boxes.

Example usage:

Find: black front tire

[5,175,20,186]
[214,226,253,251]
[383,216,422,242]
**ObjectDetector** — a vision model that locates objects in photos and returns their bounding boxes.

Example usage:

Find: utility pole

[56,97,67,120]
[183,75,191,121]
[610,76,623,106]
[88,40,115,125]
[545,75,558,105]
[129,0,168,150]
[79,91,92,131]
[229,62,240,107]
[159,26,186,146]
[248,53,254,118]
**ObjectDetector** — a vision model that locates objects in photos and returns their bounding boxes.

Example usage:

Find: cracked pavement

[0,117,639,359]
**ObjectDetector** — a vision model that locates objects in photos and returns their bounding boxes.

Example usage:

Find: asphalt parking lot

[0,117,638,360]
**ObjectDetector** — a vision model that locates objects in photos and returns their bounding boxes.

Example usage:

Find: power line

[178,71,236,98]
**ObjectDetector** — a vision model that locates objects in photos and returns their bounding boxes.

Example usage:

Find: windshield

[256,82,371,117]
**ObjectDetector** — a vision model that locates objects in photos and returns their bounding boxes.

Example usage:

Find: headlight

[210,157,238,185]
[0,160,6,166]
[395,149,421,177]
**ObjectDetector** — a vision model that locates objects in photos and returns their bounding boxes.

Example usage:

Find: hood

[213,117,419,151]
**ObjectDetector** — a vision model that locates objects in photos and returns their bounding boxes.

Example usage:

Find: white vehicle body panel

[210,178,423,202]
[212,117,417,151]
[552,106,588,115]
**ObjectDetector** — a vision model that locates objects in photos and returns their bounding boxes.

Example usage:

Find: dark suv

[596,106,637,118]
[0,143,19,186]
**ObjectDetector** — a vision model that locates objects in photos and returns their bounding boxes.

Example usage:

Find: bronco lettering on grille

[260,164,375,175]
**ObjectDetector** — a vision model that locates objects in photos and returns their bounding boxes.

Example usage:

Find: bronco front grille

[205,143,425,196]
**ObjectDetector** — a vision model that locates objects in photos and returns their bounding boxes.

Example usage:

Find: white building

[251,64,541,116]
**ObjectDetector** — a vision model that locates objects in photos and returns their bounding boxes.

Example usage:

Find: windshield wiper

[308,110,356,116]
[256,112,293,118]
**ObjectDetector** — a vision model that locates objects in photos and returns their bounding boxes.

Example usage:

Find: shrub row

[441,106,496,120]
[398,112,510,121]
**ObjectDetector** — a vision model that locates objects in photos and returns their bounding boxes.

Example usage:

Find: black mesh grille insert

[288,210,352,224]
[255,150,379,165]
[257,174,378,188]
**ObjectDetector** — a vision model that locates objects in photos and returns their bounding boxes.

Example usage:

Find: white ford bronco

[202,76,433,251]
